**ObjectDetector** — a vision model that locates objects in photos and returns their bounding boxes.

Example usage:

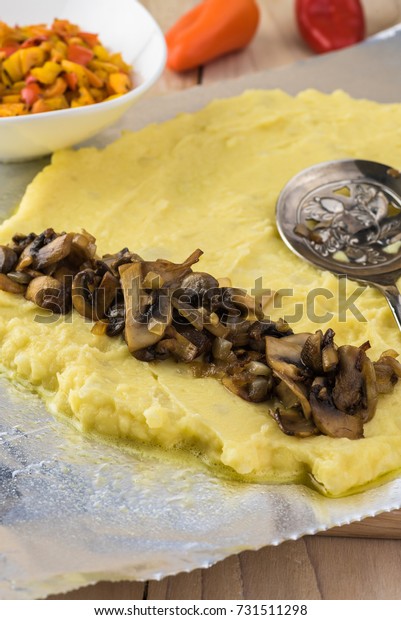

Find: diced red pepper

[25,74,38,84]
[21,82,41,106]
[67,44,94,65]
[65,71,78,90]
[0,43,19,58]
[20,36,48,49]
[78,31,99,47]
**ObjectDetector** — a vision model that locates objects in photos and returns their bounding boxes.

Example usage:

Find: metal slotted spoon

[276,159,401,330]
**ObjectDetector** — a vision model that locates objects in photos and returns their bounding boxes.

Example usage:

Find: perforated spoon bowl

[276,159,401,330]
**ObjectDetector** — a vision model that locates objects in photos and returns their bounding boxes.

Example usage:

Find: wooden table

[52,0,401,601]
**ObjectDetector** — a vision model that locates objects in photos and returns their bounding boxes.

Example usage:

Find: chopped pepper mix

[0,19,132,117]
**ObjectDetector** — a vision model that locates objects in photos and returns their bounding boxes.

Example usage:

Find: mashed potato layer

[1,89,401,496]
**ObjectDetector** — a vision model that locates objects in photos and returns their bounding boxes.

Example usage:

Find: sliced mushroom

[272,407,319,438]
[321,328,339,372]
[72,269,118,321]
[273,368,312,419]
[32,233,73,269]
[175,322,212,357]
[119,262,166,354]
[301,330,323,374]
[249,319,293,352]
[0,246,18,273]
[0,273,26,294]
[171,296,230,338]
[68,230,97,266]
[25,276,67,313]
[310,378,364,439]
[100,248,142,277]
[332,345,366,413]
[155,326,201,362]
[222,372,273,403]
[360,353,378,423]
[16,228,57,270]
[266,333,311,381]
[104,301,125,337]
[10,232,37,256]
[373,350,401,393]
[142,249,203,287]
[5,271,33,285]
[147,289,173,337]
[180,272,219,303]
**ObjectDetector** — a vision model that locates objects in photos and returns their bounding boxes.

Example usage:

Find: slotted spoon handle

[374,282,401,331]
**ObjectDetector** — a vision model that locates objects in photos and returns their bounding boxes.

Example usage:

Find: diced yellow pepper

[89,59,121,74]
[19,47,46,75]
[93,45,109,61]
[31,99,51,114]
[43,76,67,98]
[61,59,88,85]
[31,61,61,84]
[108,72,131,95]
[43,94,68,110]
[2,94,21,103]
[0,102,26,116]
[109,52,130,73]
[3,51,23,82]
[71,86,94,107]
[89,87,106,102]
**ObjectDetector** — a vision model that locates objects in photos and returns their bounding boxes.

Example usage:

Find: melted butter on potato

[1,89,401,496]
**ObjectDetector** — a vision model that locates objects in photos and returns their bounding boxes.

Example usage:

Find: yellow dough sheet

[1,89,401,497]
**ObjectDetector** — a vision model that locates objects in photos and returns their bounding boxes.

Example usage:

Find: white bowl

[0,0,166,162]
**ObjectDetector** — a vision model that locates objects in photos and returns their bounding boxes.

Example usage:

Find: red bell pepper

[296,0,365,54]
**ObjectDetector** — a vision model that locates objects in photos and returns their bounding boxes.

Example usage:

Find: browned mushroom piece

[10,232,37,256]
[6,271,33,285]
[25,275,68,314]
[72,268,119,321]
[171,296,230,338]
[373,350,401,393]
[266,333,311,381]
[0,246,18,273]
[273,369,312,419]
[32,233,74,270]
[68,230,98,266]
[104,302,125,337]
[248,318,293,352]
[360,353,378,423]
[100,248,142,277]
[301,330,324,374]
[212,336,234,361]
[175,322,212,357]
[321,328,339,372]
[119,262,169,354]
[155,326,202,362]
[310,377,364,439]
[143,249,203,287]
[0,273,26,294]
[228,288,264,321]
[206,287,263,321]
[180,272,220,302]
[16,228,58,271]
[332,344,367,413]
[272,407,319,438]
[222,371,273,403]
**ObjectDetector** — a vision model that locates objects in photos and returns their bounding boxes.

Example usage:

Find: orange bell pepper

[166,0,260,72]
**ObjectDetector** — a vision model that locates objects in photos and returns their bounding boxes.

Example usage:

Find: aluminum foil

[2,27,401,600]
